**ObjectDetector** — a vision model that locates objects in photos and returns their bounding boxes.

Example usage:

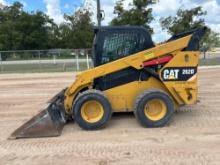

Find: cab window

[101,31,146,64]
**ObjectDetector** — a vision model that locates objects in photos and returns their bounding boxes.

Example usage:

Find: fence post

[76,54,79,71]
[38,51,42,72]
[203,51,206,59]
[53,55,56,65]
[86,53,90,69]
[0,52,2,73]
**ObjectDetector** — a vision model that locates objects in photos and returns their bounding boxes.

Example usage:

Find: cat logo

[163,69,179,80]
[161,67,197,81]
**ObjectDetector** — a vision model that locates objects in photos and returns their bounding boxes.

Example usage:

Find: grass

[0,58,220,74]
[199,57,220,66]
[0,62,93,73]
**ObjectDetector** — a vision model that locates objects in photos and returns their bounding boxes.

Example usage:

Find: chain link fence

[199,51,220,66]
[0,49,220,73]
[0,49,93,73]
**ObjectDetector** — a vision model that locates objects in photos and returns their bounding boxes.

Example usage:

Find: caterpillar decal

[161,67,197,81]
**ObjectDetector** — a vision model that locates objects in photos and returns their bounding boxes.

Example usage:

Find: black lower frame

[94,67,153,91]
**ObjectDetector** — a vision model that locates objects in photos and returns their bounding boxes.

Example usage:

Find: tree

[58,10,94,49]
[0,2,56,50]
[110,0,154,33]
[160,7,206,34]
[202,31,220,51]
[160,7,220,49]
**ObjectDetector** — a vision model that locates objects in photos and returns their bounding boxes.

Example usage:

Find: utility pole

[96,0,101,27]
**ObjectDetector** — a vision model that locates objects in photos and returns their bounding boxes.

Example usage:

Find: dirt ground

[0,68,220,165]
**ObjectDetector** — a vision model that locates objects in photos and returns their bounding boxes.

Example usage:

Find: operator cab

[92,26,155,67]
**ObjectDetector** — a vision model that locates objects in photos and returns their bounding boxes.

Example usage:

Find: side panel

[103,78,169,112]
[160,51,199,105]
[94,67,150,90]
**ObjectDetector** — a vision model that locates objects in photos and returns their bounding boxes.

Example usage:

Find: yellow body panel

[103,78,168,112]
[160,51,199,105]
[63,34,197,114]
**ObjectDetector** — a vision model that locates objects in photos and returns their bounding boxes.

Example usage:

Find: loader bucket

[9,89,67,139]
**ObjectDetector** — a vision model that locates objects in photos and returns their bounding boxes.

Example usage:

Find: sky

[0,0,220,42]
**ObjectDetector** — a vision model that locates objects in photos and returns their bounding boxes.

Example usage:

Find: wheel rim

[81,100,104,123]
[144,99,167,121]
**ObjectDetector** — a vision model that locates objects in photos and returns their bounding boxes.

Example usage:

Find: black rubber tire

[72,89,112,130]
[134,89,174,128]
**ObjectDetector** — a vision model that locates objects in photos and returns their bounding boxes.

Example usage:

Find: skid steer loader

[10,26,207,139]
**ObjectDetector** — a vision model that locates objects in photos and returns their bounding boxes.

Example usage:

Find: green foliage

[160,7,220,50]
[202,30,220,50]
[2,2,218,52]
[110,0,154,33]
[0,2,94,50]
[58,11,94,49]
[160,7,206,34]
[0,2,55,50]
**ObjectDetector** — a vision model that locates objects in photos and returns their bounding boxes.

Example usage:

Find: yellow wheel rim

[81,100,104,123]
[144,99,167,121]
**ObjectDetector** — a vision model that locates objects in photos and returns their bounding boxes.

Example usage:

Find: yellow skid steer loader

[10,26,207,139]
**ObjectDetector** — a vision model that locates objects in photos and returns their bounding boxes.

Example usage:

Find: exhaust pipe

[9,89,67,139]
